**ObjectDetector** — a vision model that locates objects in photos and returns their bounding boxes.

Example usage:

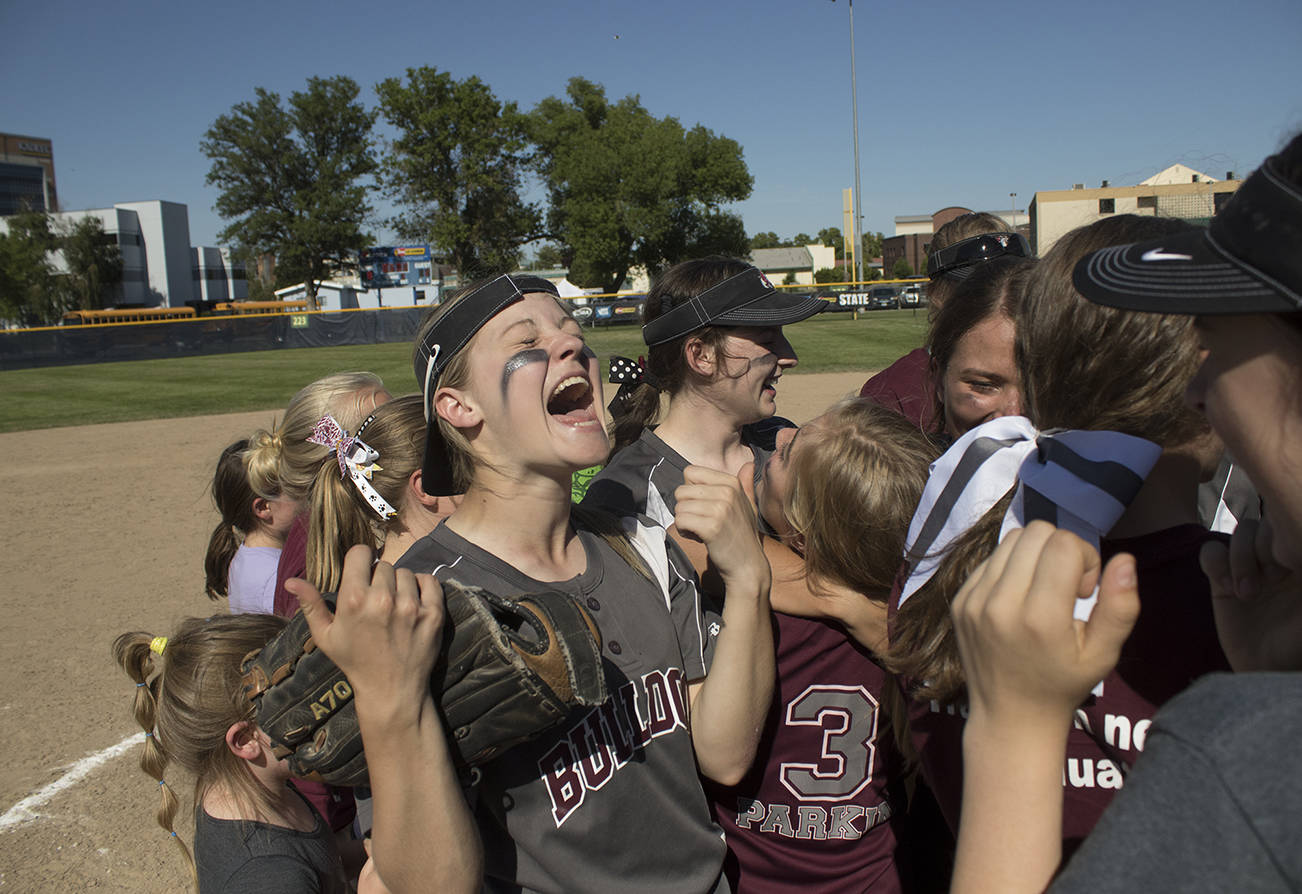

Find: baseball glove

[240,580,607,787]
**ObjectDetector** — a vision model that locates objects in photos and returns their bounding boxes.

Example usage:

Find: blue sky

[3,0,1300,252]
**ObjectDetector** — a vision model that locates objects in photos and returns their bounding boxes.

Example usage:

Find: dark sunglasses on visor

[928,232,1031,280]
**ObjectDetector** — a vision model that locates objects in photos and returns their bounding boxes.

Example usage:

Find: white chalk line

[0,732,139,832]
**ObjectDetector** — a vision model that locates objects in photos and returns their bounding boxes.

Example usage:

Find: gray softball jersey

[582,420,791,530]
[397,521,728,894]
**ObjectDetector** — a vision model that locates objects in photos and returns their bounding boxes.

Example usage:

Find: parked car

[900,284,923,307]
[868,286,900,309]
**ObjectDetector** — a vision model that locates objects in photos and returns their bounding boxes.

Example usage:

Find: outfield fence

[0,277,927,371]
[0,305,426,371]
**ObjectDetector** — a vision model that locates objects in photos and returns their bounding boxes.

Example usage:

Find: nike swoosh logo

[1140,248,1194,262]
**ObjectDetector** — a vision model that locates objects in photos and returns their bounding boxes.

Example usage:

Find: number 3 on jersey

[779,685,879,801]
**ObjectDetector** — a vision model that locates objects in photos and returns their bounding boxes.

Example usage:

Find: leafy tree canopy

[0,210,60,326]
[530,78,752,293]
[750,231,782,250]
[813,266,843,284]
[892,257,914,278]
[817,227,844,259]
[202,76,377,307]
[377,66,540,278]
[791,232,813,246]
[60,216,122,311]
[863,230,884,259]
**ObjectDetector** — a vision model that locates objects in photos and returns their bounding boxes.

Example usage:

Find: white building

[276,280,437,311]
[0,199,242,307]
[191,245,248,303]
[749,244,837,286]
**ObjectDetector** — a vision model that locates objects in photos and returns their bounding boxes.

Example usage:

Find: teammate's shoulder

[744,416,797,451]
[394,522,462,573]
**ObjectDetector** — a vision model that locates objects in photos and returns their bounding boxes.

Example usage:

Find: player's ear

[407,469,461,520]
[684,336,715,378]
[251,497,274,523]
[224,721,260,761]
[435,385,481,430]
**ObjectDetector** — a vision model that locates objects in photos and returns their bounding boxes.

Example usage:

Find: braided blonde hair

[113,614,286,889]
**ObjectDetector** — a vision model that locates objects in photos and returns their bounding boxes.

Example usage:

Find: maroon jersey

[706,612,906,893]
[858,348,938,433]
[891,524,1230,855]
[272,513,309,618]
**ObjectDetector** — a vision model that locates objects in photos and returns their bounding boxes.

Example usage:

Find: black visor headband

[641,267,779,347]
[413,274,560,419]
[928,232,1032,281]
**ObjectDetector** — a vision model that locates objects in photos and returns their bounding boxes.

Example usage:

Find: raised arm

[671,463,775,785]
[288,546,483,894]
[948,523,1140,894]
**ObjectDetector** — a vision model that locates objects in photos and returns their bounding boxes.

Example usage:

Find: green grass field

[0,308,926,433]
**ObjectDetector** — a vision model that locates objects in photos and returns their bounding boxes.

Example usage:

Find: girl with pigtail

[204,439,300,614]
[583,261,927,889]
[304,395,460,595]
[234,371,391,619]
[112,614,379,893]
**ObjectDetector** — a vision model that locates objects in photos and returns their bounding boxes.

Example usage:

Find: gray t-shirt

[194,788,348,894]
[397,521,727,894]
[1052,672,1302,892]
[583,419,790,529]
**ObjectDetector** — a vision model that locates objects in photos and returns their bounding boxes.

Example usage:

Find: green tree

[817,227,844,260]
[791,232,813,246]
[892,257,914,278]
[532,243,566,269]
[749,231,782,250]
[863,230,884,259]
[0,209,61,325]
[202,75,378,308]
[377,66,539,277]
[60,217,122,310]
[813,266,842,284]
[530,78,752,293]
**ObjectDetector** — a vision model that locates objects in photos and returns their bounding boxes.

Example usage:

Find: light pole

[830,0,864,286]
[848,0,864,285]
[1009,192,1017,231]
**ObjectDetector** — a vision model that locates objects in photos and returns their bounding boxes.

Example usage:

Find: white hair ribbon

[899,416,1162,620]
[306,415,399,520]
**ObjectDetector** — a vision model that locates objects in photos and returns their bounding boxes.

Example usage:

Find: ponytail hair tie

[306,415,398,520]
[149,636,168,656]
[607,356,657,421]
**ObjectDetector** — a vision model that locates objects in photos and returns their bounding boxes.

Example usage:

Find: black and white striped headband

[899,416,1162,617]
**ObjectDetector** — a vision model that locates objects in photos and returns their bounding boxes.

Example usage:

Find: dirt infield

[0,370,871,891]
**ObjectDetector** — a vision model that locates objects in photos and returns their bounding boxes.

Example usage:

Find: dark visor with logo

[641,266,826,346]
[928,232,1032,281]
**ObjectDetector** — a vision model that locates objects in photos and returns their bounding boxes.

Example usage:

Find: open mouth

[762,371,781,394]
[547,375,599,425]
